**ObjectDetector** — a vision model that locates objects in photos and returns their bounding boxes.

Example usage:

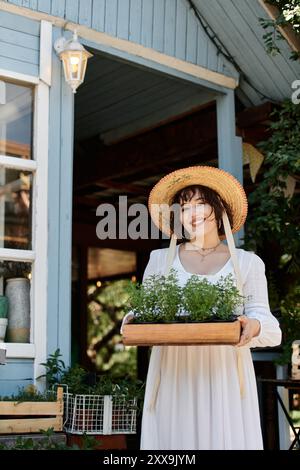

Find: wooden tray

[122,321,241,346]
[0,387,63,434]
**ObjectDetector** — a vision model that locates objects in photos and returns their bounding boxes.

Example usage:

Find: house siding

[0,359,34,396]
[0,9,40,76]
[5,0,238,80]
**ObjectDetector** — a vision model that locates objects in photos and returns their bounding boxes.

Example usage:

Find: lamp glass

[60,49,90,93]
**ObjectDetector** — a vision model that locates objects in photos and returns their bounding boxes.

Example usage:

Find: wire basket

[63,392,137,435]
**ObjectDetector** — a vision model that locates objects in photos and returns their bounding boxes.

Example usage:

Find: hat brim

[148,165,248,240]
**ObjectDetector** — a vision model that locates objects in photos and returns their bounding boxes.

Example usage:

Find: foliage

[39,349,144,410]
[39,348,66,388]
[126,270,245,323]
[182,273,246,322]
[259,0,300,60]
[215,275,248,320]
[244,100,300,257]
[0,385,56,402]
[60,364,91,395]
[125,268,182,323]
[276,284,300,364]
[182,277,219,321]
[87,279,137,379]
[0,260,31,279]
[0,428,97,450]
[244,100,300,363]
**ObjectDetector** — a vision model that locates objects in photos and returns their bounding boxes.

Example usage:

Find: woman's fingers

[120,312,134,334]
[236,316,261,346]
[237,316,251,347]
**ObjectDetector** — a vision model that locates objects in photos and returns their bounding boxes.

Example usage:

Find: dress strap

[222,211,243,297]
[164,232,178,276]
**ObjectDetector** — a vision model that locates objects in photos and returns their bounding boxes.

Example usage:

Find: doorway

[71,46,219,381]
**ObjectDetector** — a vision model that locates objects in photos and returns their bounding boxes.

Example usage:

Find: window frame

[0,69,49,365]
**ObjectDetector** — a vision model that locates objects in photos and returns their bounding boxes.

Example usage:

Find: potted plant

[122,268,246,345]
[0,261,31,343]
[0,295,8,342]
[40,350,144,449]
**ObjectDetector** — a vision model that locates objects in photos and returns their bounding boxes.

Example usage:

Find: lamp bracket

[54,36,67,54]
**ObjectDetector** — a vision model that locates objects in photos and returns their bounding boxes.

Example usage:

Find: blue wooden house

[0,1,299,445]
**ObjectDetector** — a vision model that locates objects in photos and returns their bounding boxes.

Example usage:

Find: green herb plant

[126,268,182,323]
[126,269,246,323]
[215,274,246,320]
[182,277,219,321]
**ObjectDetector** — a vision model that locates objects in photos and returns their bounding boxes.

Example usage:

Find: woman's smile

[191,218,205,228]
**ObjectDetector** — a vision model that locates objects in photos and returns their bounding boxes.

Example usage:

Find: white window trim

[0,22,51,377]
[0,69,39,85]
[0,248,35,262]
[1,343,35,359]
[0,155,37,172]
[32,80,49,384]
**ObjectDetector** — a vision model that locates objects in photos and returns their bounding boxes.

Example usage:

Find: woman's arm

[240,253,282,348]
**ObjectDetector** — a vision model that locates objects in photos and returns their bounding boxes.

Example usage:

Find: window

[0,79,35,346]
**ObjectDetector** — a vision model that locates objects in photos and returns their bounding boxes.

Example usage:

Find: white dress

[123,245,282,450]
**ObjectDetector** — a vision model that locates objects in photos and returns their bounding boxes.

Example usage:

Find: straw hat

[148,165,248,240]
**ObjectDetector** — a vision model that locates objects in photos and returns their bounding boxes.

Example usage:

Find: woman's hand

[120,311,135,334]
[236,315,261,347]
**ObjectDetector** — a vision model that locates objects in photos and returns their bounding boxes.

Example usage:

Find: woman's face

[179,189,219,240]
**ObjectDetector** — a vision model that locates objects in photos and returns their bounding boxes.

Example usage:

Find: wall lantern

[54,30,93,93]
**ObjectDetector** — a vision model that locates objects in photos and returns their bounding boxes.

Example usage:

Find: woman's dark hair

[170,184,234,240]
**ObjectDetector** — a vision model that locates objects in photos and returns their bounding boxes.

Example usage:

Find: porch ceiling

[75,50,215,145]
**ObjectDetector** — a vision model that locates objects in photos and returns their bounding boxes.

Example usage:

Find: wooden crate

[122,321,241,346]
[0,387,63,434]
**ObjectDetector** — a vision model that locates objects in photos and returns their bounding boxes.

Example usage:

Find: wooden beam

[96,180,149,196]
[78,246,89,368]
[237,126,271,145]
[74,106,218,189]
[0,140,30,159]
[236,102,274,128]
[258,0,300,53]
[72,222,163,251]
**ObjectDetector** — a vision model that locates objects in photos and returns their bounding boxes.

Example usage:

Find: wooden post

[216,91,245,247]
[78,245,88,368]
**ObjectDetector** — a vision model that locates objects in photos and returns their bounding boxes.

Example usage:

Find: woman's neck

[188,233,221,250]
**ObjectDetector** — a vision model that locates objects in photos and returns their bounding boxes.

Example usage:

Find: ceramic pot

[5,278,30,343]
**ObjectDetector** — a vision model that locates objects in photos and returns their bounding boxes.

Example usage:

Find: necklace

[186,241,222,262]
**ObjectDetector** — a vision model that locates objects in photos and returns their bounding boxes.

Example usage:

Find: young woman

[121,166,282,450]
